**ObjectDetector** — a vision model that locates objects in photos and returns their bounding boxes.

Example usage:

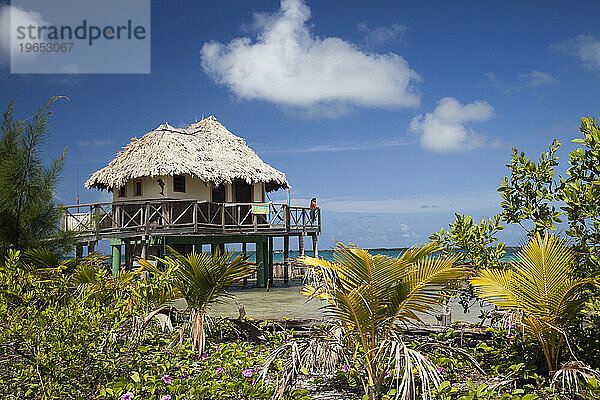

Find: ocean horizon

[120,247,521,264]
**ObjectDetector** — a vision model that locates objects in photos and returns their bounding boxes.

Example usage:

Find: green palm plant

[157,249,253,356]
[133,259,180,315]
[72,259,139,305]
[273,243,469,400]
[0,248,110,306]
[470,233,600,372]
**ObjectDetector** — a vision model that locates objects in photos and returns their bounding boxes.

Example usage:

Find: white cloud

[357,22,408,47]
[398,223,412,239]
[200,0,420,113]
[539,120,578,138]
[553,34,600,70]
[288,190,500,215]
[484,72,518,94]
[519,70,557,88]
[409,97,494,153]
[0,4,49,66]
[486,71,557,93]
[274,137,411,153]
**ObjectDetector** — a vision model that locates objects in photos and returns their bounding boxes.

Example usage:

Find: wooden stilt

[111,244,121,275]
[140,241,147,259]
[268,236,274,288]
[263,240,269,289]
[76,244,83,259]
[298,234,304,257]
[124,241,131,269]
[242,242,248,287]
[87,242,95,255]
[312,234,319,258]
[283,235,290,285]
[256,239,265,288]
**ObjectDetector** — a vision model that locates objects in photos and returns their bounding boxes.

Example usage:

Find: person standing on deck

[310,197,317,223]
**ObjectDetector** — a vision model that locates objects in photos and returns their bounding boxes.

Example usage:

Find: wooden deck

[61,199,321,242]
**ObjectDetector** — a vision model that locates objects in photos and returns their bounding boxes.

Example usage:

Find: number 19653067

[19,43,74,52]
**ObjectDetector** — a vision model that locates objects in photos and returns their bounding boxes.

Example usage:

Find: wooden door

[234,180,252,226]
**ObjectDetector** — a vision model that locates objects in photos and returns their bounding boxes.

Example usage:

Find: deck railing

[61,200,320,240]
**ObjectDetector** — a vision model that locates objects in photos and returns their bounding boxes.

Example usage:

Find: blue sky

[1,0,600,249]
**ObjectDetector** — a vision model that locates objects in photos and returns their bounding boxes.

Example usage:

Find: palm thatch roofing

[85,116,289,192]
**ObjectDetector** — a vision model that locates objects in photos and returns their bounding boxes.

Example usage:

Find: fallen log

[254,318,492,340]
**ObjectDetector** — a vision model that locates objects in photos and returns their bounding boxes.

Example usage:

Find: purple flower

[180,374,190,380]
[161,396,171,400]
[121,392,133,400]
[216,367,225,374]
[162,375,171,384]
[201,353,208,360]
[385,371,391,378]
[436,366,444,374]
[341,365,349,372]
[506,332,512,339]
[249,378,255,385]
[215,346,221,351]
[242,369,253,378]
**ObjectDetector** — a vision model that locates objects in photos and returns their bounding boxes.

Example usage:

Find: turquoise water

[206,247,511,322]
[229,247,519,263]
[268,247,519,263]
[161,247,515,322]
[124,247,520,263]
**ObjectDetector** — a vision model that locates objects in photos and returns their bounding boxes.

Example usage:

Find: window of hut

[135,180,143,196]
[212,183,225,203]
[118,185,127,197]
[173,175,186,193]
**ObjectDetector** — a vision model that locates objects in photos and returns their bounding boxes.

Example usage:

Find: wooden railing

[61,200,320,240]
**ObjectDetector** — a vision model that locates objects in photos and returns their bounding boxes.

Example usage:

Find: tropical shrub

[0,247,275,400]
[569,299,600,369]
[99,341,272,400]
[430,213,506,269]
[470,233,599,372]
[560,116,600,275]
[144,250,254,356]
[431,214,507,312]
[1,301,129,399]
[498,140,562,237]
[264,243,469,400]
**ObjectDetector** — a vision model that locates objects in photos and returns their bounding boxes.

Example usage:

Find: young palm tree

[72,258,141,306]
[265,243,468,400]
[470,233,599,372]
[158,250,253,356]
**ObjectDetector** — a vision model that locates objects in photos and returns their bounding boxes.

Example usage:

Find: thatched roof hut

[85,116,289,193]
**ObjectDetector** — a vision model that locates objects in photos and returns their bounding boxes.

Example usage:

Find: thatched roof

[85,116,289,192]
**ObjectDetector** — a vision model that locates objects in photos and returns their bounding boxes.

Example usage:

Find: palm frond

[389,253,468,325]
[470,232,599,371]
[552,361,600,398]
[260,326,347,400]
[154,248,254,355]
[297,242,466,399]
[470,268,522,309]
